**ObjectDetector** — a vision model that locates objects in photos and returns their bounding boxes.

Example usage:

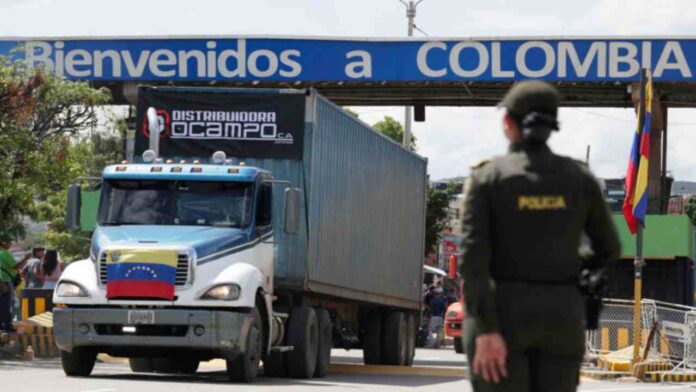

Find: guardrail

[19,289,55,320]
[587,298,696,370]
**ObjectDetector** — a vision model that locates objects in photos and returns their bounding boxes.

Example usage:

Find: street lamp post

[399,0,424,149]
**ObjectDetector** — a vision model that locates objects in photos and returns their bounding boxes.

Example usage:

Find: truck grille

[99,252,190,286]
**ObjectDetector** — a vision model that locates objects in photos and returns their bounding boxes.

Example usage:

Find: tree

[0,53,110,255]
[344,108,359,118]
[372,116,416,150]
[35,128,125,260]
[424,183,460,256]
[686,196,696,227]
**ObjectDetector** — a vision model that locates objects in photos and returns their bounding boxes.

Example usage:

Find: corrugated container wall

[230,91,426,309]
[305,95,427,308]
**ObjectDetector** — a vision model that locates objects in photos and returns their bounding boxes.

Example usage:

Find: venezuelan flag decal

[106,249,178,300]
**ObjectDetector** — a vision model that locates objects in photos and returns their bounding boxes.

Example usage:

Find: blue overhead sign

[0,37,694,82]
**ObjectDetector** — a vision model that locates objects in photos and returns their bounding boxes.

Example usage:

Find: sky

[1,0,696,180]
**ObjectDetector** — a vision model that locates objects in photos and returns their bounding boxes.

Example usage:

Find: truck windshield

[97,179,254,227]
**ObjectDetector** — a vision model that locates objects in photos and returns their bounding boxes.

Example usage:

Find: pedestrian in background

[447,288,458,306]
[39,249,63,290]
[0,237,29,331]
[459,81,621,392]
[427,287,446,348]
[21,247,45,289]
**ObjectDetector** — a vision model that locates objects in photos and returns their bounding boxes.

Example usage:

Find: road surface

[1,348,693,391]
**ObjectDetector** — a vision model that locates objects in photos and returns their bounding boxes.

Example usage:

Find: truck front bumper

[53,307,252,357]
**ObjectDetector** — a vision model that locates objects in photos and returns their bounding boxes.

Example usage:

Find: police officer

[459,81,621,392]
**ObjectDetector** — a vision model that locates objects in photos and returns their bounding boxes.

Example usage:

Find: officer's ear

[503,112,522,142]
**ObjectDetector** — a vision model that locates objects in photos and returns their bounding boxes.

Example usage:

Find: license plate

[127,310,155,325]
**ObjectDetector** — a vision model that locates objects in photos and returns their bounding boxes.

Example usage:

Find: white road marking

[79,389,117,392]
[587,386,695,392]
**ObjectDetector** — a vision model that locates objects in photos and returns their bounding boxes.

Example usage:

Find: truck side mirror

[66,184,82,232]
[283,188,302,235]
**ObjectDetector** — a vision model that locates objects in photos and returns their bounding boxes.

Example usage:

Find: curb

[97,357,468,378]
[596,357,631,372]
[644,371,696,383]
[329,363,467,378]
[580,369,631,381]
[97,354,128,364]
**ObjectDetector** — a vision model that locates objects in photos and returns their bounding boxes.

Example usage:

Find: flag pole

[632,68,648,366]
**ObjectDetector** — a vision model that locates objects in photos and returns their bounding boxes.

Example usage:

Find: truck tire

[227,307,263,383]
[382,311,408,365]
[129,358,154,373]
[287,306,319,378]
[151,358,199,374]
[362,312,382,365]
[405,313,416,366]
[314,308,332,378]
[60,348,97,377]
[152,359,174,373]
[453,337,464,354]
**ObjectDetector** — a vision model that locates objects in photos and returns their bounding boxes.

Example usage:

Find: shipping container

[221,90,428,310]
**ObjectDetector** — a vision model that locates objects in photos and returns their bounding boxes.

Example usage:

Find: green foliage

[33,133,124,260]
[344,108,359,118]
[686,197,696,227]
[372,116,416,150]
[0,53,111,260]
[424,183,460,256]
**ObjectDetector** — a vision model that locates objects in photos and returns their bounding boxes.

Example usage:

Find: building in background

[603,177,692,215]
[433,180,465,270]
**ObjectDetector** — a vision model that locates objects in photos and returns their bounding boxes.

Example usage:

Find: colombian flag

[106,249,178,300]
[623,71,653,234]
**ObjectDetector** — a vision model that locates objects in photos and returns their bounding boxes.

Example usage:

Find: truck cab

[54,155,300,382]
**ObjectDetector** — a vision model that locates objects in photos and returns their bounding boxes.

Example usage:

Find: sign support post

[632,69,648,366]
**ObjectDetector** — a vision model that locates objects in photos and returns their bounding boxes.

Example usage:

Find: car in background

[445,301,465,353]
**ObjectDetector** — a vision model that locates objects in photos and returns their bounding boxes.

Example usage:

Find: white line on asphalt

[80,389,116,392]
[587,386,694,392]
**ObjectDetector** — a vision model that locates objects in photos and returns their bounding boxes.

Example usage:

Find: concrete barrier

[19,289,54,321]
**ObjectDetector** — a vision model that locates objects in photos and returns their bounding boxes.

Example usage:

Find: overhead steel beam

[103,81,696,108]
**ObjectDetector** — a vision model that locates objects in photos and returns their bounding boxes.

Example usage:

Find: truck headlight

[201,284,241,300]
[56,281,88,298]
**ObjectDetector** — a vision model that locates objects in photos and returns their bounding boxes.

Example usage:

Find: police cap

[499,80,560,119]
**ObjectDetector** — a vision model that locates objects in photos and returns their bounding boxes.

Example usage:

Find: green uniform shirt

[0,248,18,283]
[459,142,621,334]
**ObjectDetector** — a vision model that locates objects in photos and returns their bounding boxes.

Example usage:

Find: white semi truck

[53,87,427,382]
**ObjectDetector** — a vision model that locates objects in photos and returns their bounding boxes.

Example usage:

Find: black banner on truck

[135,87,305,160]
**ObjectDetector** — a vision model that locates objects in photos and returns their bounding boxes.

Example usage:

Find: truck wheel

[382,311,407,365]
[314,308,332,378]
[60,348,97,377]
[287,306,319,378]
[151,358,199,374]
[405,313,416,366]
[227,307,263,383]
[453,337,464,354]
[362,312,382,365]
[152,359,174,373]
[129,358,154,373]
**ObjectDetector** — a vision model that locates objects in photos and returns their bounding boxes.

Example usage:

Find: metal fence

[587,298,696,368]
